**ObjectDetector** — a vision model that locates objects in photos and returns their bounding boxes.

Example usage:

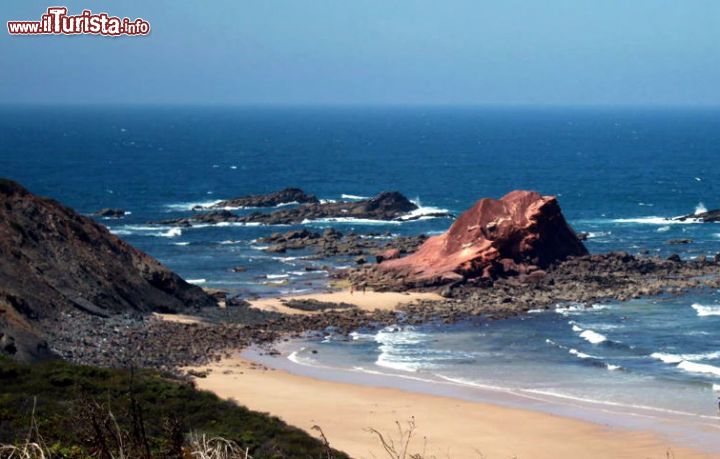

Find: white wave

[555,303,611,315]
[219,240,242,245]
[651,351,720,363]
[569,348,592,359]
[579,329,607,344]
[571,324,583,332]
[435,374,515,393]
[266,274,289,279]
[656,225,671,233]
[173,241,190,246]
[713,384,720,392]
[287,348,314,366]
[341,194,369,200]
[527,308,546,313]
[230,165,237,169]
[612,216,701,225]
[522,389,717,420]
[303,217,404,225]
[606,364,621,371]
[110,225,182,238]
[586,231,611,239]
[319,199,337,204]
[692,303,720,317]
[165,199,223,211]
[677,360,720,377]
[158,227,182,238]
[266,280,288,285]
[695,202,708,215]
[397,204,452,222]
[652,352,680,363]
[186,278,206,284]
[374,326,429,372]
[349,331,376,341]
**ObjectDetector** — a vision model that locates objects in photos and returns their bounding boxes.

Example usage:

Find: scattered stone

[668,239,693,245]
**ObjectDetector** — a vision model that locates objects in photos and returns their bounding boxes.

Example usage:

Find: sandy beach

[248,289,442,315]
[189,355,714,459]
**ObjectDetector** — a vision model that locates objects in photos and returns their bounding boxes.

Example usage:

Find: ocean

[3,106,720,434]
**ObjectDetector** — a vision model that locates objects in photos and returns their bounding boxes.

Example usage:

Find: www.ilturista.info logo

[7,7,150,36]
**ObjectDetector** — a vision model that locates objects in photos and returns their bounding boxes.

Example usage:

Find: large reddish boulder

[379,190,587,284]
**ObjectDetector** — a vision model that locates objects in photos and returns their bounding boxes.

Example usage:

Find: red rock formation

[379,190,587,284]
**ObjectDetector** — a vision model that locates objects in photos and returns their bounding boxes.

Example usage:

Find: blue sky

[1,0,719,105]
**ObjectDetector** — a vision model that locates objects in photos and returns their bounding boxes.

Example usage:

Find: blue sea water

[3,106,720,425]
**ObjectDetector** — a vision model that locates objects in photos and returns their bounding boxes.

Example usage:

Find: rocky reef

[158,191,452,226]
[376,190,588,286]
[0,179,216,362]
[198,187,319,209]
[257,228,426,259]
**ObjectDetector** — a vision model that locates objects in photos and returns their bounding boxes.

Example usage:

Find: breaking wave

[579,329,607,344]
[110,225,182,238]
[691,303,720,317]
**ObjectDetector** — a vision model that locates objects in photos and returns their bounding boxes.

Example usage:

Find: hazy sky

[1,0,719,106]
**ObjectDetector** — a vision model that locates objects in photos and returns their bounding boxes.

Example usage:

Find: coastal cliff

[0,179,216,361]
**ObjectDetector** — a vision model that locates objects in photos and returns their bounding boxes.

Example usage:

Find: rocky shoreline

[4,181,720,377]
[42,251,720,373]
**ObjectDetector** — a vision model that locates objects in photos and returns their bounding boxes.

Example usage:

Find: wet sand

[248,289,442,315]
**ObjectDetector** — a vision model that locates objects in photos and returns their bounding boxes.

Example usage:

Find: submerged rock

[0,178,217,362]
[378,190,588,285]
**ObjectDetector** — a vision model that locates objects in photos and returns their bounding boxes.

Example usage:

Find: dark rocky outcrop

[676,209,720,223]
[376,190,588,286]
[668,239,693,245]
[257,228,427,258]
[94,208,126,218]
[197,187,319,210]
[159,191,452,226]
[0,179,217,362]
